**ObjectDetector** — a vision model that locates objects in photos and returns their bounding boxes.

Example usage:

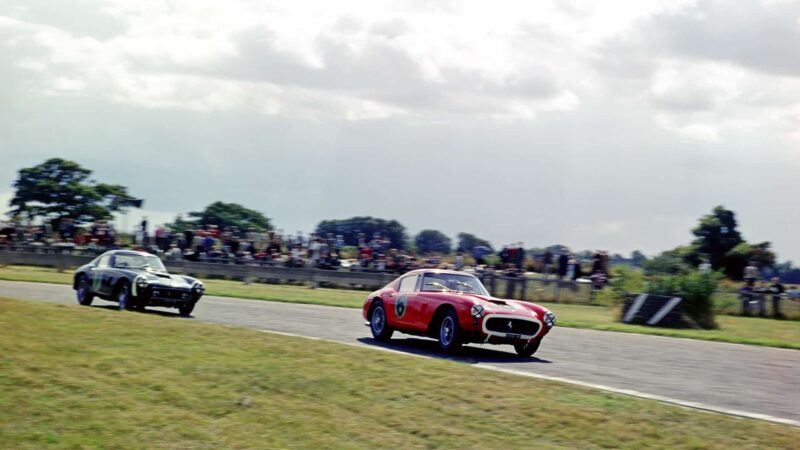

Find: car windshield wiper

[135,263,151,270]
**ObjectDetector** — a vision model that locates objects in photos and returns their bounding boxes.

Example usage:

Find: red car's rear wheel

[370,301,394,341]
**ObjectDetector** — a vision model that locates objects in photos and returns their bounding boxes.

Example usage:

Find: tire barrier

[622,293,691,327]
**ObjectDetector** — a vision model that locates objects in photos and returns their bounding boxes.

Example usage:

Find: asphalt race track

[1,280,798,425]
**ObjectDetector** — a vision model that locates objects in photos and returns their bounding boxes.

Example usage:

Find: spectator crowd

[0,218,612,283]
[0,219,117,249]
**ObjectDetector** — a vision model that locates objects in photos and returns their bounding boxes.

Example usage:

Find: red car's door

[414,291,439,330]
[415,273,451,329]
[390,274,423,330]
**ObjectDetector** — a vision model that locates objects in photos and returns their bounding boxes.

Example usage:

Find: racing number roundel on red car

[395,294,408,318]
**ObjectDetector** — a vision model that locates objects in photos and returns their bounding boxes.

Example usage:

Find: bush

[612,266,646,296]
[645,271,722,329]
[594,266,645,306]
[642,254,690,275]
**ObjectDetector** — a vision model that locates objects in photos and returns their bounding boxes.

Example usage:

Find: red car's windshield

[421,273,488,295]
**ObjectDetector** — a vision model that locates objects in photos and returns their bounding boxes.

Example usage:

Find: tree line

[5,158,797,282]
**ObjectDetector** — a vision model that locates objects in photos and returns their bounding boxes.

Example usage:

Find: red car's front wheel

[514,339,541,357]
[437,309,462,353]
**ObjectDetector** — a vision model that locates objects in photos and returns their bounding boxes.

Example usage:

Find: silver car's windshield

[112,254,167,272]
[421,273,489,295]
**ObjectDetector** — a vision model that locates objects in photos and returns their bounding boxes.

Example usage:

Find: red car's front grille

[484,317,540,336]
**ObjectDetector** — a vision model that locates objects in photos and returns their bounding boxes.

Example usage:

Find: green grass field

[0,297,797,449]
[1,265,798,349]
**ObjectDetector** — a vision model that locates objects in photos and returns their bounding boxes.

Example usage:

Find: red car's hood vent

[462,294,510,307]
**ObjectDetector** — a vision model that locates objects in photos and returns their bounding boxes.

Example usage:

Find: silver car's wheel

[76,276,93,306]
[116,283,133,311]
[178,302,195,317]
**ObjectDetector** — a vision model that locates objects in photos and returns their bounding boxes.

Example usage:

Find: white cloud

[3,0,796,132]
[14,57,45,71]
[0,0,799,261]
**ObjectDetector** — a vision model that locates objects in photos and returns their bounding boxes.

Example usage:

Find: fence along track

[0,246,596,303]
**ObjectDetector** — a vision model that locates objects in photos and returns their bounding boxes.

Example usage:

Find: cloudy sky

[1,0,798,260]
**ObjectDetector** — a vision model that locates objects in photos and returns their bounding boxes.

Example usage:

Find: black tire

[437,309,462,353]
[178,302,195,317]
[369,301,394,341]
[76,275,94,306]
[514,339,541,358]
[115,282,134,311]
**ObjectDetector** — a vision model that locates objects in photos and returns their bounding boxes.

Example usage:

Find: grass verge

[0,297,797,449]
[0,265,798,350]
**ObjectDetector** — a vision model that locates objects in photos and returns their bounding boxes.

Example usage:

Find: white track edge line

[257,328,800,427]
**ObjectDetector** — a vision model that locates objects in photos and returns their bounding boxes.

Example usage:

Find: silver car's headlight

[470,304,485,318]
[136,277,148,288]
[543,311,556,327]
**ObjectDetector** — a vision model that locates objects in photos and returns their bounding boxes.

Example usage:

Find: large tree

[455,232,493,252]
[689,206,744,269]
[9,158,141,226]
[315,216,408,250]
[415,229,452,254]
[186,202,272,231]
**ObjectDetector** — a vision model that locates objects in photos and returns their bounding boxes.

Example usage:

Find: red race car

[362,269,556,357]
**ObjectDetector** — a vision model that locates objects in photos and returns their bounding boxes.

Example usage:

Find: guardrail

[0,249,398,290]
[0,245,596,303]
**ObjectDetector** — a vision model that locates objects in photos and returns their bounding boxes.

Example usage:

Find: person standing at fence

[741,280,767,317]
[571,256,582,281]
[566,256,576,280]
[360,244,373,269]
[566,255,583,281]
[592,252,602,274]
[472,245,490,266]
[335,234,345,255]
[514,242,525,270]
[309,235,322,268]
[498,245,509,269]
[769,277,785,319]
[154,226,164,250]
[140,217,149,247]
[542,249,553,277]
[182,227,194,252]
[740,284,753,316]
[454,251,464,271]
[743,261,758,287]
[558,248,569,280]
[753,281,768,317]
